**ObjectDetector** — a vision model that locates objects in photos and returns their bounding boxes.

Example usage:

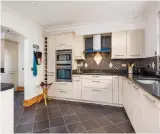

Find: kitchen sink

[136,80,159,84]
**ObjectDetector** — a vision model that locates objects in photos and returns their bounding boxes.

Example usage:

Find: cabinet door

[48,75,55,97]
[118,77,123,104]
[73,79,82,100]
[112,31,127,59]
[74,35,84,59]
[56,33,74,50]
[127,30,144,58]
[141,94,160,133]
[112,76,119,104]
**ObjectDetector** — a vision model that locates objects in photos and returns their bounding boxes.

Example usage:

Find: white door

[4,41,18,90]
[127,30,144,58]
[112,31,127,59]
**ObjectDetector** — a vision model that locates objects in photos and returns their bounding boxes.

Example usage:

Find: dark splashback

[78,53,143,71]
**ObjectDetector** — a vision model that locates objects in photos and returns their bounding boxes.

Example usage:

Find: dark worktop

[72,71,160,101]
[1,83,14,92]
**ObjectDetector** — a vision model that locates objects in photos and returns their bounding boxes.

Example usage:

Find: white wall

[1,5,44,100]
[144,2,160,57]
[45,18,145,35]
[18,37,24,87]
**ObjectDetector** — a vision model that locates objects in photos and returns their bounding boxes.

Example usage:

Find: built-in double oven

[56,49,72,82]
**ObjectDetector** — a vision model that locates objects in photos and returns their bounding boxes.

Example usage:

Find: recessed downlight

[124,1,128,4]
[32,1,36,4]
[48,16,51,18]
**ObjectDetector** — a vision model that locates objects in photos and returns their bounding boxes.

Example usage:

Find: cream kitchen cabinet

[47,36,55,73]
[74,35,85,60]
[73,75,82,100]
[47,74,55,97]
[55,33,74,50]
[82,88,112,103]
[127,29,144,58]
[112,76,119,104]
[140,92,160,133]
[112,31,127,59]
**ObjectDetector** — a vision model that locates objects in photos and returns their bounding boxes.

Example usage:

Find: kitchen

[1,1,160,134]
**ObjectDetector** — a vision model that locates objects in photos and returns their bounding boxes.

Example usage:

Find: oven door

[56,66,72,82]
[56,50,72,64]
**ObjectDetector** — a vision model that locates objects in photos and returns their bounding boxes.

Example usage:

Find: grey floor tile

[17,115,34,125]
[88,110,103,118]
[48,105,60,113]
[15,123,33,133]
[14,117,19,126]
[50,125,69,133]
[47,99,57,106]
[33,120,49,132]
[72,106,86,114]
[14,108,23,118]
[34,128,50,133]
[87,127,106,133]
[67,122,86,133]
[64,115,80,125]
[34,113,48,122]
[99,108,113,116]
[82,119,100,131]
[117,121,135,133]
[107,112,129,124]
[50,117,65,127]
[35,101,46,109]
[49,110,62,119]
[104,124,124,133]
[94,116,114,127]
[77,112,92,121]
[20,110,35,118]
[35,107,48,115]
[61,107,75,117]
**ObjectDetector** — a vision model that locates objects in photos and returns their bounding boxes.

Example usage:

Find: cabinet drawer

[54,89,73,99]
[82,88,112,103]
[82,79,112,89]
[56,82,72,90]
[73,75,81,80]
[82,75,112,80]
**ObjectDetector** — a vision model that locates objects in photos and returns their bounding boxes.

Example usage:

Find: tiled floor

[14,92,135,133]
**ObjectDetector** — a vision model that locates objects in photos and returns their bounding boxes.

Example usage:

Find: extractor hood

[93,34,101,51]
[85,34,111,53]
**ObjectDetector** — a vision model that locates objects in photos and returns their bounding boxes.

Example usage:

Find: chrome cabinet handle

[92,81,100,82]
[60,91,67,93]
[115,55,124,56]
[92,76,100,78]
[143,94,155,104]
[73,80,80,82]
[92,89,100,92]
[129,55,140,56]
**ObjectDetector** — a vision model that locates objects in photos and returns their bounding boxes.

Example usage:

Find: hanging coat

[33,52,37,77]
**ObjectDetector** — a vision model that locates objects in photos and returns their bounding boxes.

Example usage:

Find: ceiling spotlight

[48,16,51,18]
[124,1,128,4]
[32,1,36,4]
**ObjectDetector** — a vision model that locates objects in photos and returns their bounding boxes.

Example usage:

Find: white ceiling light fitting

[32,1,36,4]
[124,1,128,4]
[48,16,51,18]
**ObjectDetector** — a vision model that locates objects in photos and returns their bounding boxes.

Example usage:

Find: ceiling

[2,1,152,28]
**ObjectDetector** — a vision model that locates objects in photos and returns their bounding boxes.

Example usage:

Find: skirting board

[16,87,24,91]
[23,93,44,107]
[48,96,123,107]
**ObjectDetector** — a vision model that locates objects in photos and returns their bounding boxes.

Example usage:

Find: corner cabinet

[112,29,144,59]
[74,35,85,60]
[127,30,144,58]
[112,31,127,59]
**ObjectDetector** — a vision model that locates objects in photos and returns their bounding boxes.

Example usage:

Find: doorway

[1,26,25,95]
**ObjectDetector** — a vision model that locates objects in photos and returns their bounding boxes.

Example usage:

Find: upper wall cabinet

[55,33,74,50]
[112,29,144,59]
[127,29,144,58]
[74,35,85,60]
[112,31,127,59]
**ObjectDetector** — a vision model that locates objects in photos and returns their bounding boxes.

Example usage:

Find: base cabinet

[73,75,82,100]
[123,78,160,133]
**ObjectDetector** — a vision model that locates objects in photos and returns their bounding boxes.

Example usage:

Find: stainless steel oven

[56,49,72,82]
[56,50,72,64]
